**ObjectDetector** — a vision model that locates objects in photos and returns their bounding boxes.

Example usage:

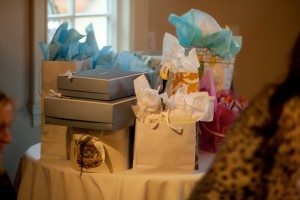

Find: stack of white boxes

[44,68,145,173]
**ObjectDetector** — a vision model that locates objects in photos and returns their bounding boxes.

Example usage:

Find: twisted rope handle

[199,122,225,138]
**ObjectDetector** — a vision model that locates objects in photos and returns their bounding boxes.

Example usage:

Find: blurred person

[0,91,16,199]
[189,33,300,200]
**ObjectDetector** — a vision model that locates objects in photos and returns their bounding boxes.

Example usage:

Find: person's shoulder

[247,84,276,110]
[254,84,277,100]
[282,95,300,113]
[0,171,16,200]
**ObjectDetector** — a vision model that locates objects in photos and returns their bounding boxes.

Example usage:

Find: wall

[0,0,299,185]
[0,0,40,182]
[133,0,300,100]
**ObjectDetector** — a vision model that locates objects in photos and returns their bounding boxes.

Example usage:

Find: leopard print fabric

[189,86,300,200]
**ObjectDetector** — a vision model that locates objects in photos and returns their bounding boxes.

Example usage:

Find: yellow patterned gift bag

[166,71,199,96]
[185,47,235,91]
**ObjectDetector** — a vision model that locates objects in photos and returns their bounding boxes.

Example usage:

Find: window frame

[47,0,115,47]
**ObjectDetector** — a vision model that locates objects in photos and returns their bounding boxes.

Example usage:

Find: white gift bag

[41,57,92,159]
[70,127,130,173]
[133,120,196,174]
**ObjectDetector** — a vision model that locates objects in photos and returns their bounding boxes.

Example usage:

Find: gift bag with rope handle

[41,57,92,159]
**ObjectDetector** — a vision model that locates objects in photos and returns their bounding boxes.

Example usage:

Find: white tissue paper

[161,32,199,73]
[160,33,200,96]
[133,74,214,125]
[132,74,214,173]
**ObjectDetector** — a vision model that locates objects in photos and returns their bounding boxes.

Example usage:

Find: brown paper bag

[41,57,92,159]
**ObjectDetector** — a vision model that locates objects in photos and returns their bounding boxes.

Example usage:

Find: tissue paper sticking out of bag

[161,33,199,73]
[96,50,152,73]
[113,51,152,73]
[95,46,117,69]
[132,75,163,127]
[160,33,200,96]
[40,22,99,62]
[41,22,161,88]
[132,75,214,128]
[168,9,242,59]
[95,48,161,90]
[167,87,214,122]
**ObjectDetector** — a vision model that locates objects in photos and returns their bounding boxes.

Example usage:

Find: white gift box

[44,96,136,131]
[57,69,145,100]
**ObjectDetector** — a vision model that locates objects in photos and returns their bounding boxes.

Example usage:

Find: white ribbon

[63,70,74,79]
[49,89,62,98]
[165,109,183,134]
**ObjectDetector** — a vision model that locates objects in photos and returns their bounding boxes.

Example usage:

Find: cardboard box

[57,69,145,100]
[44,96,136,131]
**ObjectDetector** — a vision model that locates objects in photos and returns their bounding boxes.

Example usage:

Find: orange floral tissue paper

[160,33,200,96]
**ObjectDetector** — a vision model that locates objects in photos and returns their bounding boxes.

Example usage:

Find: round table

[16,143,215,200]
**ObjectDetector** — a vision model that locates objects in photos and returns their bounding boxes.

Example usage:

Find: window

[30,0,148,126]
[47,0,116,49]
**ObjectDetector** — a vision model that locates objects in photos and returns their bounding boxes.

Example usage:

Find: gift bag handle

[199,122,225,138]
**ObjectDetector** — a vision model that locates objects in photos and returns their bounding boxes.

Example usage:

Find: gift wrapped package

[70,127,131,173]
[166,71,199,95]
[132,75,214,174]
[199,90,247,152]
[44,96,136,131]
[185,47,235,91]
[40,22,99,159]
[167,9,245,152]
[160,33,200,96]
[57,69,146,100]
[168,9,242,92]
[133,119,196,174]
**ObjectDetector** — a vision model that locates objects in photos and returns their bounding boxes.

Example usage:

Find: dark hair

[259,33,300,138]
[0,91,13,108]
[253,34,300,195]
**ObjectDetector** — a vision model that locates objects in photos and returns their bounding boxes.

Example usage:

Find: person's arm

[189,88,274,200]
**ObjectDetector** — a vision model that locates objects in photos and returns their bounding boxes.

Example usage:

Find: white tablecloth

[16,143,215,200]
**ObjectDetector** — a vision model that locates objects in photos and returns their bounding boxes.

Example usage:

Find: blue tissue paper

[94,46,116,69]
[168,9,241,59]
[40,22,99,63]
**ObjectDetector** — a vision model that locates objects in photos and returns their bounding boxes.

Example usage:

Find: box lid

[45,117,134,131]
[57,69,145,100]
